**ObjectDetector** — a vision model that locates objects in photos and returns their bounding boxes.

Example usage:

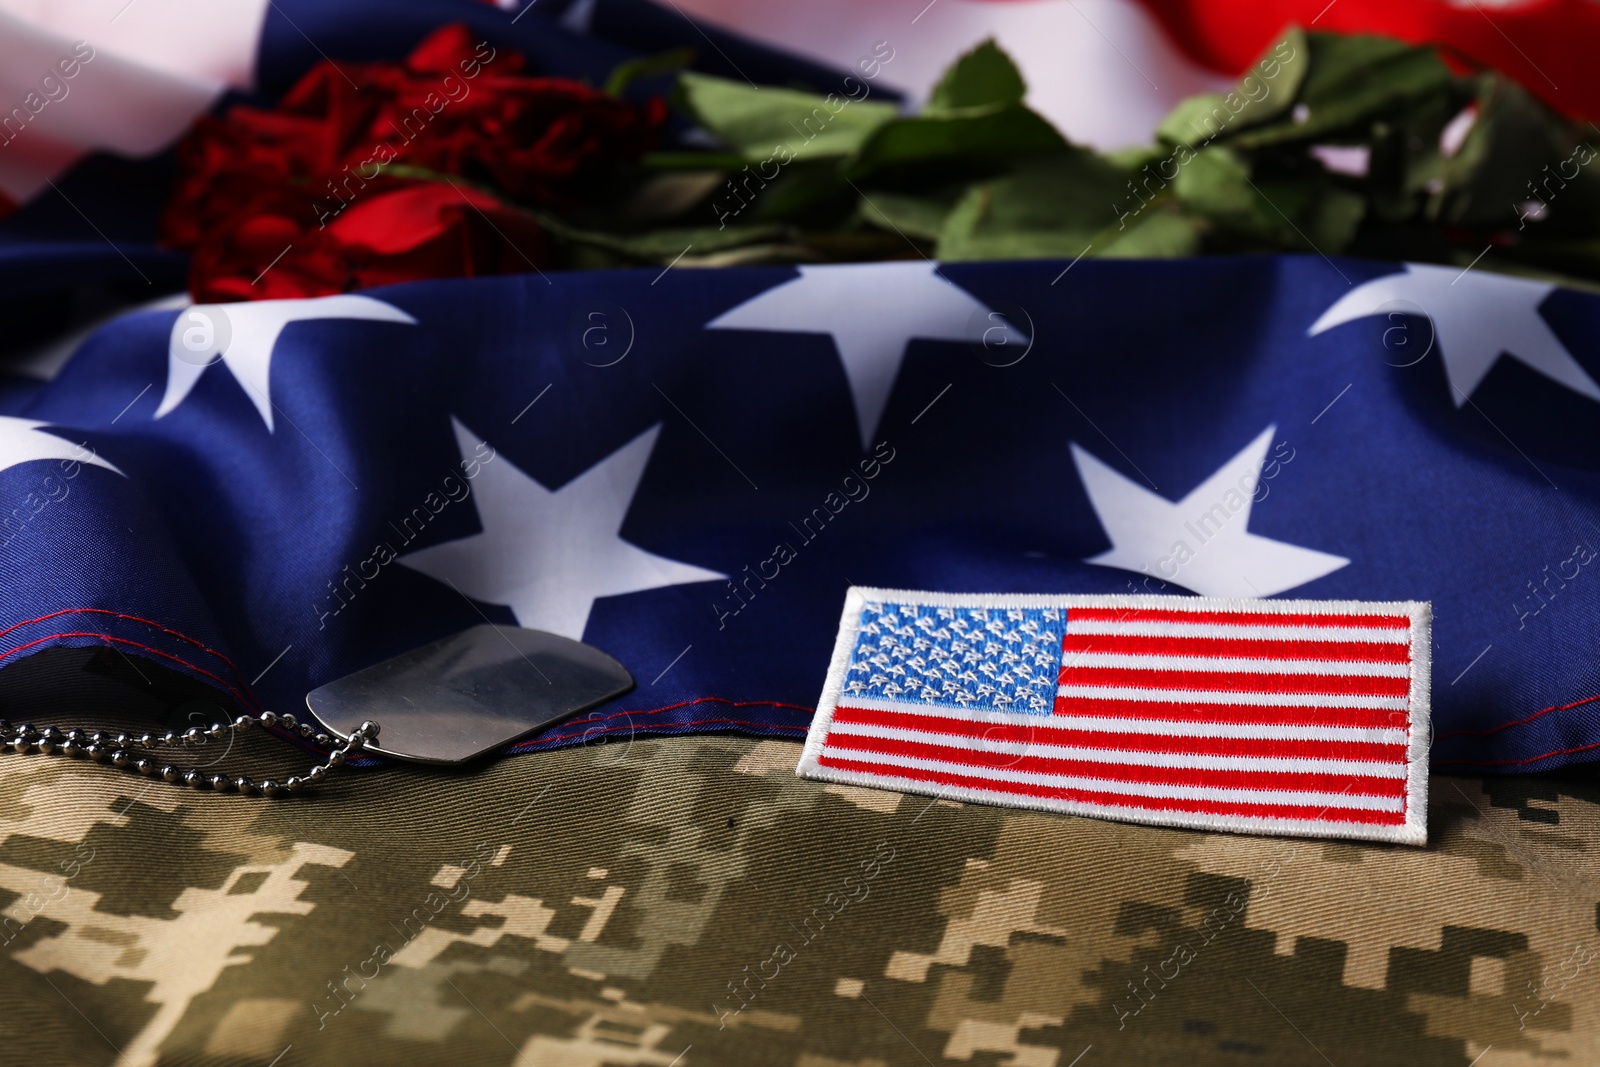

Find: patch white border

[796,588,1431,846]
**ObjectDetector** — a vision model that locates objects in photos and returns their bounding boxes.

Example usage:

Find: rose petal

[326,181,507,255]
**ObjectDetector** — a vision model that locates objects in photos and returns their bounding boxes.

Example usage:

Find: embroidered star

[0,417,122,477]
[158,296,417,430]
[1308,262,1600,404]
[399,418,725,640]
[706,261,1026,448]
[1073,425,1347,598]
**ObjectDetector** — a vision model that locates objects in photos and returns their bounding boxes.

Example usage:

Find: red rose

[160,24,664,301]
[327,182,551,291]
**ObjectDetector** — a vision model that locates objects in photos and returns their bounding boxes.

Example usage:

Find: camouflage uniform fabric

[0,733,1595,1066]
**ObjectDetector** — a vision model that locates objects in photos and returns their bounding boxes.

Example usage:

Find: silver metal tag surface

[305,624,634,764]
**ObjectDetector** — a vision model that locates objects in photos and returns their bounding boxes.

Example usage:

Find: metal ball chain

[0,711,380,799]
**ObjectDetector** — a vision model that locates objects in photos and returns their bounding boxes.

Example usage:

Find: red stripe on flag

[1065,607,1409,628]
[815,754,1407,825]
[1051,695,1405,729]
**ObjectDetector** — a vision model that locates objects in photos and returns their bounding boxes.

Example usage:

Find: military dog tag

[306,624,634,764]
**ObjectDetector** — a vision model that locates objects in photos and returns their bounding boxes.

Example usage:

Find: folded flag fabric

[0,255,1598,775]
[659,0,1600,149]
[10,0,1595,208]
[0,0,850,208]
[798,590,1431,844]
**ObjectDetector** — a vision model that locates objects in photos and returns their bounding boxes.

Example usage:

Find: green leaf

[1251,27,1311,123]
[1105,145,1170,172]
[926,39,1026,114]
[935,150,1131,260]
[1097,209,1203,258]
[1229,177,1365,252]
[1156,28,1307,146]
[857,188,963,240]
[844,39,1061,179]
[733,164,855,224]
[1231,32,1454,148]
[1302,184,1367,250]
[1429,75,1587,230]
[677,73,899,161]
[615,171,727,224]
[847,105,1066,179]
[1157,93,1234,148]
[604,47,695,98]
[1172,144,1263,223]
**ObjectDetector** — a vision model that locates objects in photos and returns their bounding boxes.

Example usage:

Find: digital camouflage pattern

[0,733,1595,1066]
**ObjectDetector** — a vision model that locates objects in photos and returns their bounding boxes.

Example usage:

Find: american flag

[0,4,1593,781]
[797,590,1431,844]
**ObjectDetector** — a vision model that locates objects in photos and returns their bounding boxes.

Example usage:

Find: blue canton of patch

[841,601,1064,713]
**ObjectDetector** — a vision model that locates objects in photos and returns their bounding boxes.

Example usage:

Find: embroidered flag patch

[797,589,1431,845]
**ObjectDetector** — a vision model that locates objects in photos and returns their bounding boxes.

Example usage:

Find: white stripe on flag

[1059,652,1411,676]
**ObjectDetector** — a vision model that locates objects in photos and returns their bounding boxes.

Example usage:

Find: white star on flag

[1073,425,1347,597]
[1308,262,1600,404]
[706,261,1026,449]
[0,417,122,478]
[399,418,726,640]
[158,296,417,430]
